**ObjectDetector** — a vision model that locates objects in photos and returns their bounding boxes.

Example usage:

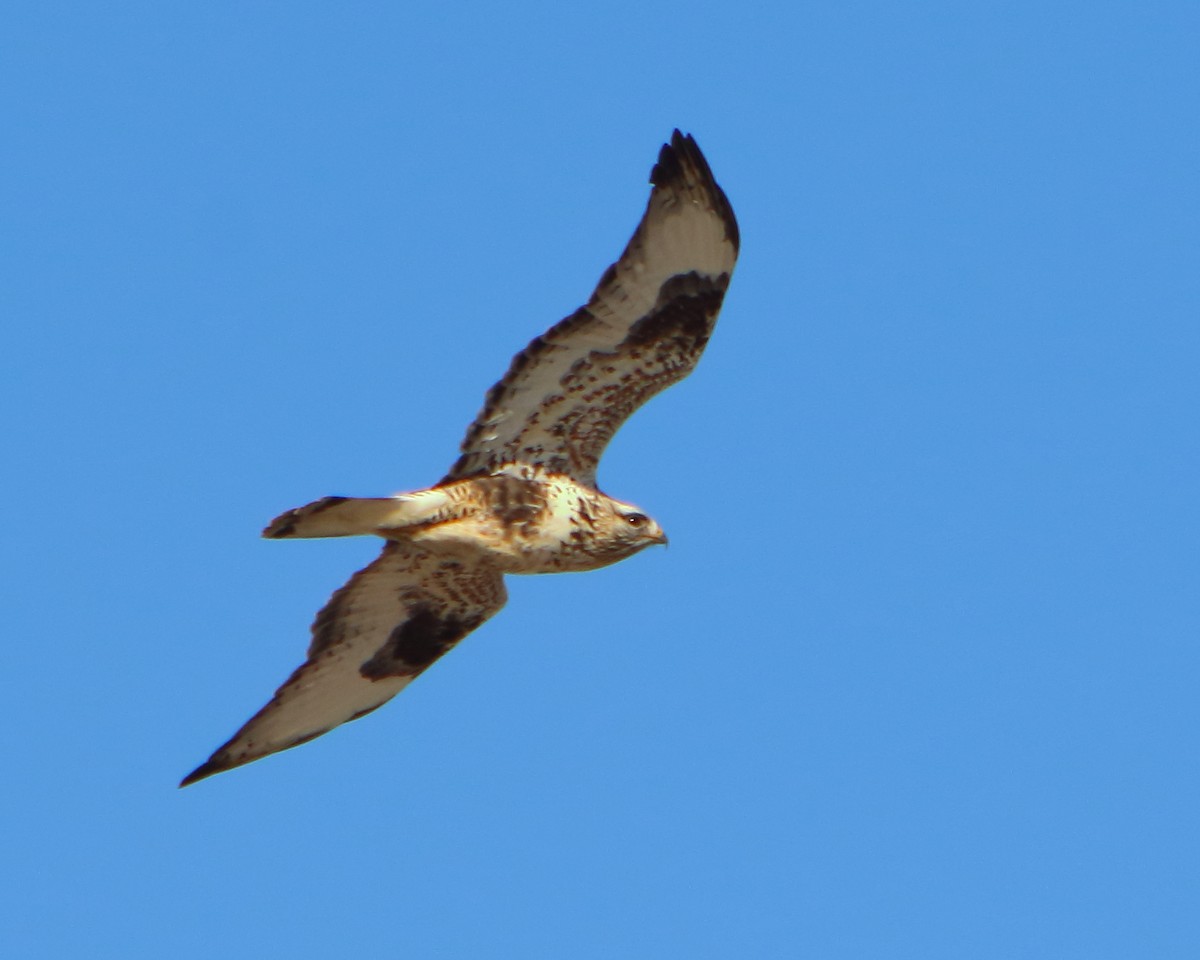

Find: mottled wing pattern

[180,542,506,786]
[444,130,739,487]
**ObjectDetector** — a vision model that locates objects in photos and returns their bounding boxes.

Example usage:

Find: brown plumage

[181,131,738,786]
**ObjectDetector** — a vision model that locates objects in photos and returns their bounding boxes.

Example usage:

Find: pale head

[591,494,668,563]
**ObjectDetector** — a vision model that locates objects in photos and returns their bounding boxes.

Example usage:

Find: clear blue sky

[3,2,1197,957]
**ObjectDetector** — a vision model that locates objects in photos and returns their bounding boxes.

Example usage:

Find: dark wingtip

[262,507,300,538]
[649,130,740,251]
[649,129,698,188]
[179,757,225,788]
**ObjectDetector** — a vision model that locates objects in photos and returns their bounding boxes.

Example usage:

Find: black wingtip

[179,741,248,787]
[649,129,700,188]
[649,130,740,251]
[179,759,222,788]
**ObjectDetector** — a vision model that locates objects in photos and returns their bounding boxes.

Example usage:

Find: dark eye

[624,513,648,528]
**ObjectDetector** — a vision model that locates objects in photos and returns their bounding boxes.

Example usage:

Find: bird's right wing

[443,130,739,488]
[181,541,506,786]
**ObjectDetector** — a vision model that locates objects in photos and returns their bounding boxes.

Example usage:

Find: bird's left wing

[181,542,506,786]
[443,130,739,488]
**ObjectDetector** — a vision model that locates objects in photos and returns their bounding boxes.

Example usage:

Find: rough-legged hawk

[182,131,739,786]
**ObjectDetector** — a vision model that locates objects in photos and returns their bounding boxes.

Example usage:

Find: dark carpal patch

[360,605,483,680]
[623,274,727,350]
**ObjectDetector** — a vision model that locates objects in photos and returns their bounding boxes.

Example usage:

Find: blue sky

[3,1,1197,956]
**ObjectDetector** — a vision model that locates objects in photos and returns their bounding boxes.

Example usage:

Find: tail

[263,490,452,539]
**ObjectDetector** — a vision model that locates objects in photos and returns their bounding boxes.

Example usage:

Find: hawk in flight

[182,131,739,786]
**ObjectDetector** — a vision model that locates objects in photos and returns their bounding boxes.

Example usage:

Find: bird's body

[183,131,738,786]
[266,472,666,574]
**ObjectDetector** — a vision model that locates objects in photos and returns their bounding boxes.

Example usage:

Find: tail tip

[262,496,350,538]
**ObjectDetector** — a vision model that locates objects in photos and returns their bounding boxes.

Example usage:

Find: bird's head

[597,495,668,559]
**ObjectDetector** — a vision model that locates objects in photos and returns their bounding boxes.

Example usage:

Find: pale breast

[413,474,602,574]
